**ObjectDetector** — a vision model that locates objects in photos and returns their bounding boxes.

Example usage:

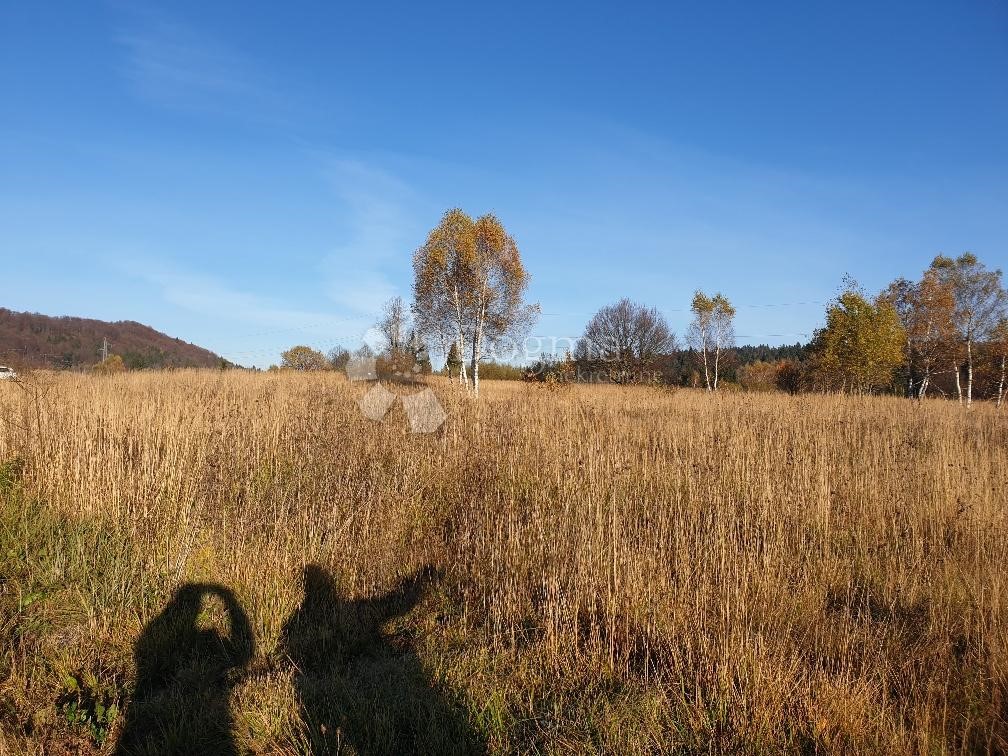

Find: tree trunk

[954,361,963,405]
[966,339,973,408]
[713,343,720,392]
[452,285,468,389]
[906,338,914,398]
[701,340,711,392]
[438,333,448,370]
[457,332,468,387]
[470,301,486,399]
[917,372,929,402]
[997,355,1006,410]
[470,338,479,399]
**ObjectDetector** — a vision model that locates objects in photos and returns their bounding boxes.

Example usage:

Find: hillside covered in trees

[0,308,228,370]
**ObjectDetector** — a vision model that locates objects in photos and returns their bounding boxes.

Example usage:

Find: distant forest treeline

[513,343,806,384]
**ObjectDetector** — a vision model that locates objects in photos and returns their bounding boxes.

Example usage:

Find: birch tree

[378,296,409,356]
[913,270,957,400]
[992,319,1008,409]
[412,209,538,397]
[929,253,1008,407]
[467,214,538,397]
[412,209,476,388]
[687,291,735,391]
[884,270,956,400]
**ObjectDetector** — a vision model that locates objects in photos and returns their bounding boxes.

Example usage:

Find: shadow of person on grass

[115,582,254,756]
[280,564,484,755]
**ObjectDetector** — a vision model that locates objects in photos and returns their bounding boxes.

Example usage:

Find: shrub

[737,361,779,392]
[280,346,329,372]
[93,355,126,375]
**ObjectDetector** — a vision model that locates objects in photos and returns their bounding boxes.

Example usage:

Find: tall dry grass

[0,370,1005,754]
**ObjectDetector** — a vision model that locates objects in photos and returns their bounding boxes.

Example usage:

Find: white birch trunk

[906,337,914,398]
[470,299,486,398]
[452,285,468,389]
[997,355,1005,410]
[713,343,720,392]
[701,337,711,392]
[966,339,973,408]
[470,341,480,398]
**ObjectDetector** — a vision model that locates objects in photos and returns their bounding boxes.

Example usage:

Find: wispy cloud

[112,258,374,364]
[116,8,291,121]
[324,270,398,316]
[116,259,343,329]
[115,10,429,319]
[320,158,427,315]
[98,152,432,363]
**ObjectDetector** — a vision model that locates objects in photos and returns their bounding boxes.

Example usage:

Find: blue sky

[2,1,1006,367]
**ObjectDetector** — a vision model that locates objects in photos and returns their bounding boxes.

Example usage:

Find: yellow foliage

[93,354,126,375]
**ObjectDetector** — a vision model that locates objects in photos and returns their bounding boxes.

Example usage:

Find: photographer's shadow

[280,564,483,755]
[116,582,254,756]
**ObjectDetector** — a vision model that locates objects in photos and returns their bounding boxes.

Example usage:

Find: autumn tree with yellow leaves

[883,268,957,400]
[809,282,905,394]
[928,253,1007,407]
[280,345,329,372]
[991,318,1008,409]
[687,291,735,392]
[412,209,538,397]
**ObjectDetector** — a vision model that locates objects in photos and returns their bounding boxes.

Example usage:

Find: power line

[227,315,374,341]
[224,299,826,337]
[539,300,826,318]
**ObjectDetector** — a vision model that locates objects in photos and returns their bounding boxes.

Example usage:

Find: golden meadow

[1,370,1005,754]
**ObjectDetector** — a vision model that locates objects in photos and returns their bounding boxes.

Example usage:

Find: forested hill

[0,308,228,369]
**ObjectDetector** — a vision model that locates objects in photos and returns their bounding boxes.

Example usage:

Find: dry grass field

[1,371,1005,754]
